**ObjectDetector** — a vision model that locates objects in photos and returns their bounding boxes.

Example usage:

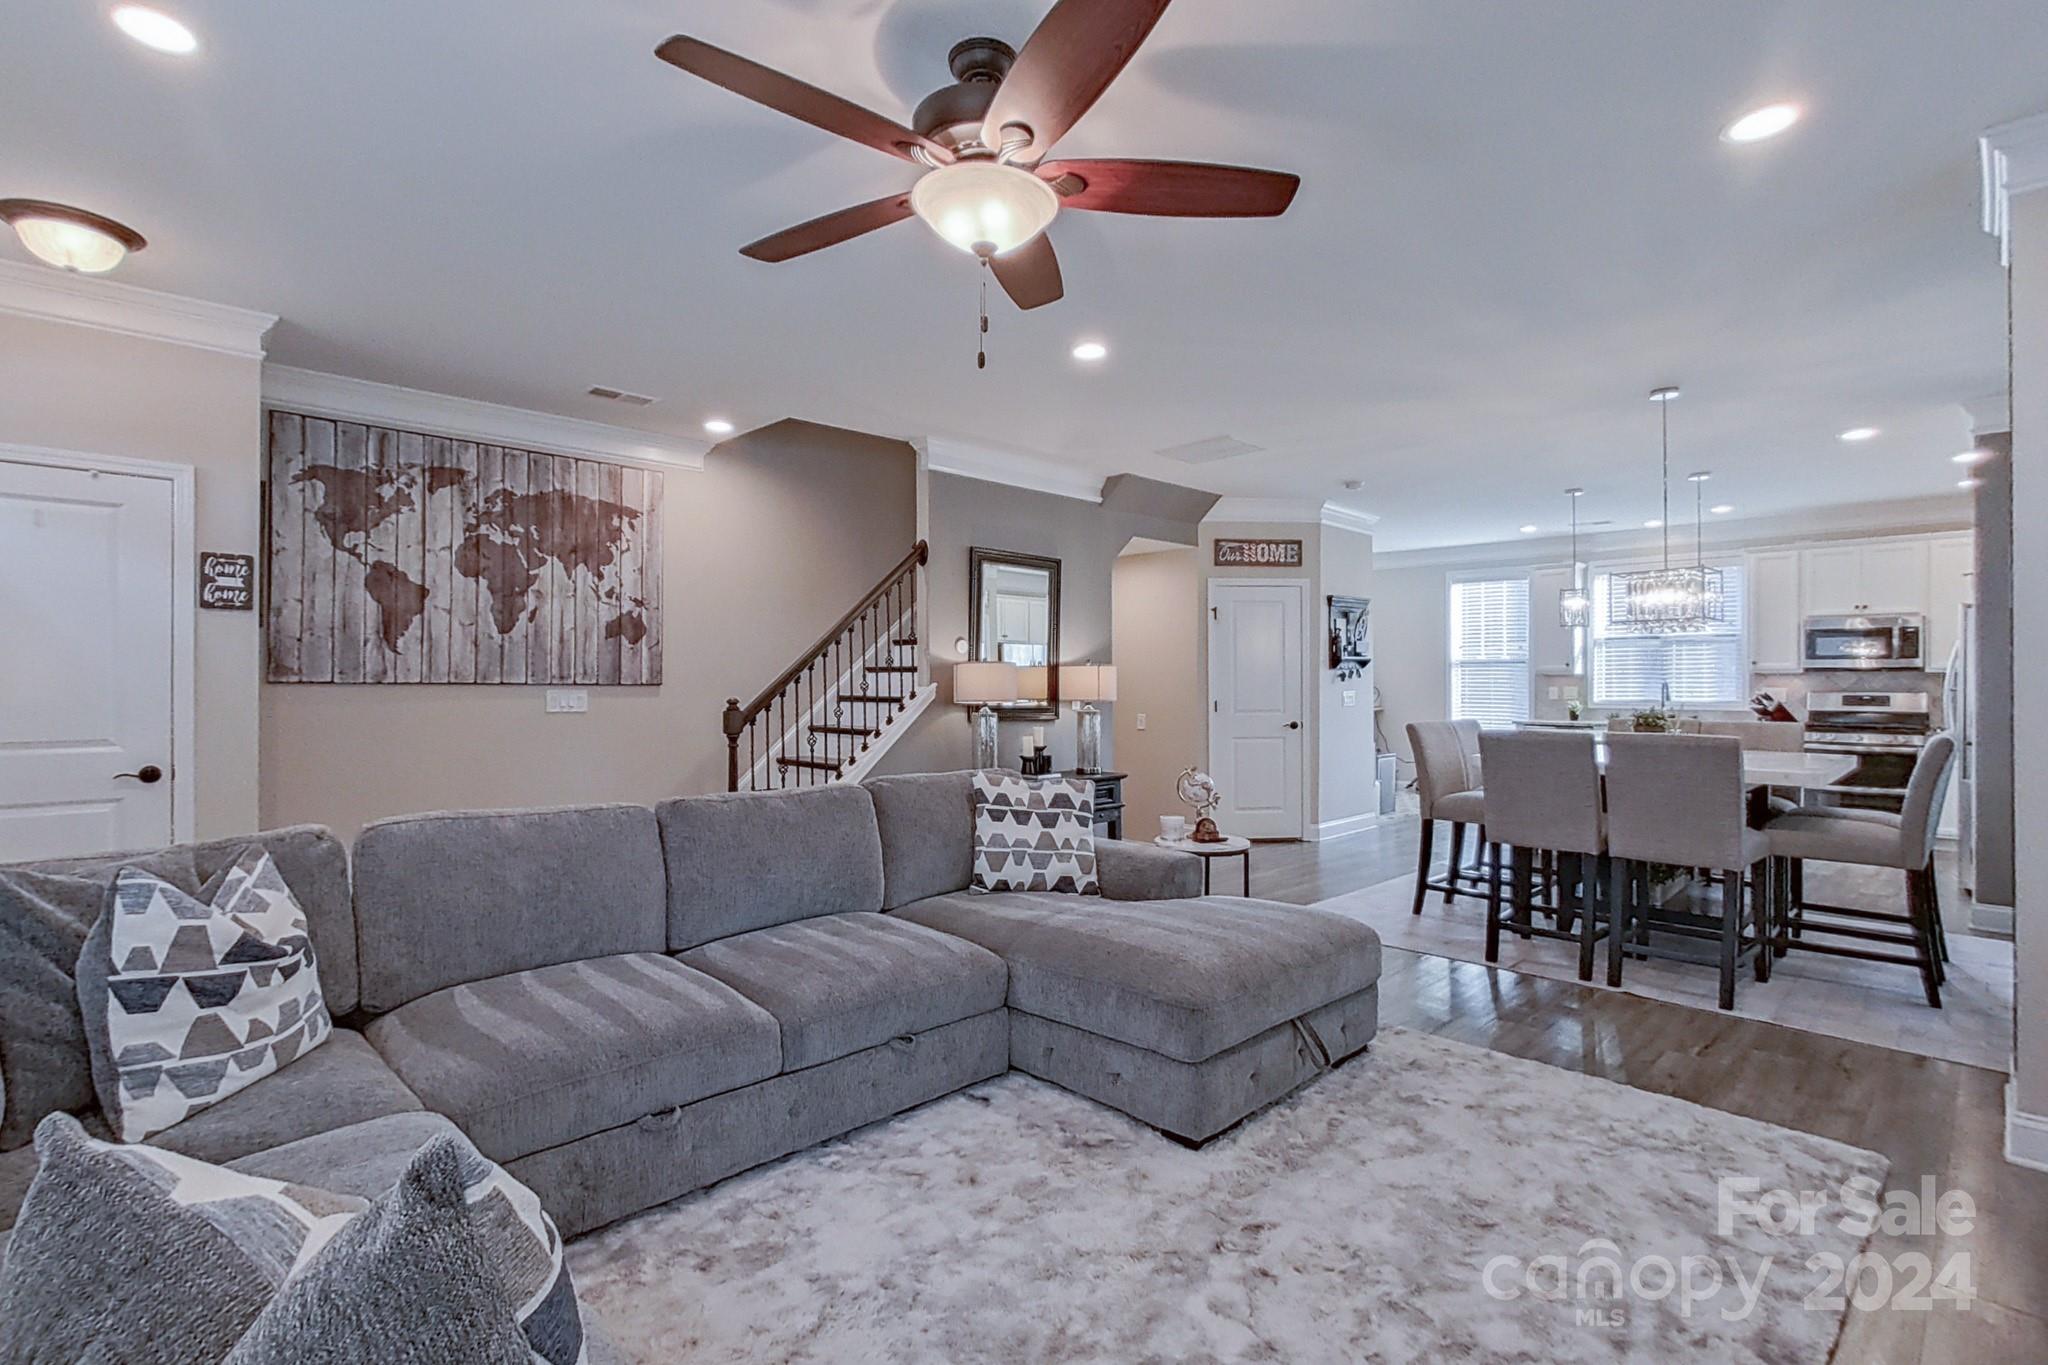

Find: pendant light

[1558,487,1590,627]
[1612,386,1717,632]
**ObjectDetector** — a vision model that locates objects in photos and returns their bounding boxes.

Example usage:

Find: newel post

[722,697,744,791]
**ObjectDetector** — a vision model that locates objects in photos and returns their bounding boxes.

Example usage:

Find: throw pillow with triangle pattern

[74,846,331,1143]
[971,772,1100,895]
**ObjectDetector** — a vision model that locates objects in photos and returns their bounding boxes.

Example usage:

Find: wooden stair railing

[723,541,928,791]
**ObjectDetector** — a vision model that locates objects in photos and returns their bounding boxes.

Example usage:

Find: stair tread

[841,693,909,704]
[810,724,878,737]
[866,664,918,673]
[781,757,845,772]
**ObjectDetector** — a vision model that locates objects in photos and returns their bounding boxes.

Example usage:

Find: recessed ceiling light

[1644,519,1663,529]
[1722,102,1801,144]
[112,5,197,54]
[1710,504,1734,515]
[1838,427,1880,443]
[1686,471,1712,483]
[1958,477,1983,490]
[1071,340,1108,362]
[1952,449,1990,465]
[0,199,146,273]
[1518,524,1538,535]
[703,418,734,435]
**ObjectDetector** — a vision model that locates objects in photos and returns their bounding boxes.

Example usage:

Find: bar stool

[1407,720,1486,914]
[1477,729,1609,981]
[1603,732,1773,1010]
[1764,734,1956,1008]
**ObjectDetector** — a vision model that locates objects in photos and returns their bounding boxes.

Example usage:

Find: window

[1448,577,1530,728]
[1589,561,1748,708]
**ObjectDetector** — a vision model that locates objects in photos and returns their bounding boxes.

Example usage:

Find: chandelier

[1611,387,1723,633]
[1558,487,1590,627]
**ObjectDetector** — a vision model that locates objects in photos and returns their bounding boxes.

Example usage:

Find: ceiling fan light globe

[9,215,130,273]
[911,160,1058,257]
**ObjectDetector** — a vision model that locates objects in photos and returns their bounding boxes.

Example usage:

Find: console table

[1081,771,1126,840]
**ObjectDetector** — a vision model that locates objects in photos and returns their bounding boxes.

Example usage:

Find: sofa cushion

[0,826,353,1151]
[78,849,333,1143]
[677,912,1007,1071]
[864,770,977,910]
[147,1028,424,1168]
[657,786,884,952]
[894,893,1383,1064]
[353,805,667,1014]
[228,1112,465,1201]
[365,953,780,1162]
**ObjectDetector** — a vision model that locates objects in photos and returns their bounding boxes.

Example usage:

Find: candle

[1032,726,1046,750]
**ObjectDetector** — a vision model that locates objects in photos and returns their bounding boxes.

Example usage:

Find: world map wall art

[265,411,662,684]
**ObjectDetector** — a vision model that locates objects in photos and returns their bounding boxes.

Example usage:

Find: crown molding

[262,366,708,471]
[920,435,1104,502]
[1981,111,2048,265]
[1205,497,1381,534]
[0,259,277,359]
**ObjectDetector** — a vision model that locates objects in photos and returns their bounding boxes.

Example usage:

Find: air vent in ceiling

[587,385,658,406]
[1155,435,1264,465]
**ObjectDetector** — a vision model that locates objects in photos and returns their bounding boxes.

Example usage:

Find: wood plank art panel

[265,412,663,684]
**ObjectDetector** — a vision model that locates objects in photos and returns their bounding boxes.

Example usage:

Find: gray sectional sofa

[2,771,1382,1262]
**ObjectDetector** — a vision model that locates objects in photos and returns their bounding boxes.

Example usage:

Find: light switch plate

[1342,690,1358,707]
[546,689,589,714]
[1547,686,1560,701]
[1135,713,1147,730]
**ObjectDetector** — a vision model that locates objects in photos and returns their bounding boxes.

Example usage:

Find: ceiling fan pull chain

[976,271,989,370]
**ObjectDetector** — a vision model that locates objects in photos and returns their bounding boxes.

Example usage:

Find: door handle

[114,765,164,784]
[1284,721,1301,730]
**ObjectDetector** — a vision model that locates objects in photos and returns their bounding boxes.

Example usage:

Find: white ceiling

[3,0,2038,551]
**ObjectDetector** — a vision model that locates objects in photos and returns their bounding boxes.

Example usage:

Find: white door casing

[0,447,192,860]
[1207,579,1307,839]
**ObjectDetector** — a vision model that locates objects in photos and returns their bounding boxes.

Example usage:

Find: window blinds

[1449,577,1531,728]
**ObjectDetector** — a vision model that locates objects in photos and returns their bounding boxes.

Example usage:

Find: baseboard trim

[2005,1083,2048,1172]
[1971,899,2015,935]
[1307,812,1379,843]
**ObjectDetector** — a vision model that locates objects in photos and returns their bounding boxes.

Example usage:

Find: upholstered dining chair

[1602,732,1772,1009]
[1764,733,1956,1008]
[1477,729,1608,981]
[1698,720,1808,818]
[1406,720,1485,915]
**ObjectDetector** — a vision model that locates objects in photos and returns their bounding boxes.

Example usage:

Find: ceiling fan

[655,0,1301,310]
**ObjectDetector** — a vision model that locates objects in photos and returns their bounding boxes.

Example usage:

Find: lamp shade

[1059,664,1118,703]
[951,661,1019,705]
[1016,665,1051,701]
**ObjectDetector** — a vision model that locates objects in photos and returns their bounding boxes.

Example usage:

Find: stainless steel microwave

[1801,614,1925,671]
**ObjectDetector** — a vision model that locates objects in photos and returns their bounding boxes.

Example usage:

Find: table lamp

[952,662,1019,769]
[1059,664,1118,774]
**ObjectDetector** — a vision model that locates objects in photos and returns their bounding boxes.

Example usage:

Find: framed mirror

[968,547,1060,721]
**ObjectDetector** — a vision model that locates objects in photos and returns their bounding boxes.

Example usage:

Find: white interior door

[1209,580,1306,838]
[0,458,178,860]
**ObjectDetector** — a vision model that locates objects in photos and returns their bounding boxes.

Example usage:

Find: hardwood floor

[1246,823,2045,1361]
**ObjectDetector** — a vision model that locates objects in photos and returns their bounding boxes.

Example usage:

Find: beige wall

[0,311,264,840]
[260,419,916,837]
[2010,190,2047,1122]
[1111,548,1202,833]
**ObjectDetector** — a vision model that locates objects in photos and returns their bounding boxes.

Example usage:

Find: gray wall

[261,419,917,836]
[1973,431,2015,910]
[875,472,1200,776]
[1317,525,1379,831]
[2011,189,2047,1121]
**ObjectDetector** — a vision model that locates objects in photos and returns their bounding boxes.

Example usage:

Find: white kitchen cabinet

[1925,534,1974,672]
[1800,546,1865,615]
[1745,549,1804,671]
[1800,541,1930,615]
[1528,564,1579,674]
[1860,540,1931,613]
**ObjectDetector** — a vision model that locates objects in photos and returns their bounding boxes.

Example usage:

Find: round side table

[1153,835,1252,896]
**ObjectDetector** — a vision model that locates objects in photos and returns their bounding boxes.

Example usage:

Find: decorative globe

[1175,767,1220,819]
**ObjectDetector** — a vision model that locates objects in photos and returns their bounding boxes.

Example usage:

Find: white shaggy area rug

[569,1031,1887,1364]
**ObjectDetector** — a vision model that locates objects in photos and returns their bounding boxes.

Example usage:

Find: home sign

[1213,538,1304,568]
[199,552,256,610]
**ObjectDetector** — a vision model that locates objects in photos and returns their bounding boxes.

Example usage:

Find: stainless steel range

[1802,690,1933,811]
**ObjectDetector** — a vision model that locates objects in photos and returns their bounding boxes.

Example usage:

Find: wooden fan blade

[990,234,1064,310]
[657,36,950,164]
[739,194,915,262]
[981,0,1175,162]
[1039,159,1300,217]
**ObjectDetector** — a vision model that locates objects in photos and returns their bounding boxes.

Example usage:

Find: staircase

[723,541,933,791]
